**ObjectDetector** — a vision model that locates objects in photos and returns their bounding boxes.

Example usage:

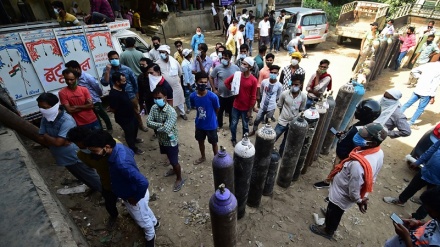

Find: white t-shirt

[235,31,244,46]
[258,20,271,37]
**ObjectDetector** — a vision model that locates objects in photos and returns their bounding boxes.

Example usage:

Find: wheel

[337,35,344,45]
[282,36,289,51]
[307,44,318,49]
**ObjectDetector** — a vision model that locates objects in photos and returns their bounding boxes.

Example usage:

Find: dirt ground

[23,29,440,247]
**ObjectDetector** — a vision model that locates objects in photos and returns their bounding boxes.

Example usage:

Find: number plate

[308,29,319,35]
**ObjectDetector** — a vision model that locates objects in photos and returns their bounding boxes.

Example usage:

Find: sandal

[164,169,176,177]
[193,157,206,165]
[309,224,333,240]
[173,179,185,192]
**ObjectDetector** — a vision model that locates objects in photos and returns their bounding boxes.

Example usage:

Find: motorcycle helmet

[354,99,381,123]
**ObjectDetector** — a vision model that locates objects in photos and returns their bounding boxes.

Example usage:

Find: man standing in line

[235,25,245,52]
[59,69,101,130]
[210,50,240,130]
[149,36,162,63]
[401,58,440,128]
[173,40,185,65]
[254,45,267,70]
[258,14,271,47]
[210,43,223,66]
[305,59,332,108]
[380,19,395,38]
[224,57,258,146]
[192,43,213,90]
[235,44,260,80]
[120,37,144,76]
[36,93,102,192]
[101,51,148,132]
[182,49,195,113]
[191,27,205,56]
[411,34,439,68]
[211,3,221,30]
[246,16,255,56]
[65,60,112,132]
[156,45,188,120]
[310,123,388,240]
[393,27,416,71]
[84,130,158,246]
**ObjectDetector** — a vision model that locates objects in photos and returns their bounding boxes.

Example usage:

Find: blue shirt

[245,22,255,41]
[107,143,149,201]
[190,91,220,130]
[78,71,102,103]
[100,64,138,99]
[182,59,194,86]
[39,110,80,166]
[191,34,205,54]
[416,140,440,185]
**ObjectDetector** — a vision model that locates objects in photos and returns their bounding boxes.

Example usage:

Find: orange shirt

[59,86,97,126]
[258,65,270,87]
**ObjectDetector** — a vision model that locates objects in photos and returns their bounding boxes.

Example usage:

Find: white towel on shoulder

[231,71,242,96]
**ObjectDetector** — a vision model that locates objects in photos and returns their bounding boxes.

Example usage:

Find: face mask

[266,62,273,67]
[320,69,327,74]
[160,53,168,60]
[154,98,166,107]
[240,65,248,72]
[269,73,277,80]
[140,67,148,73]
[427,40,433,45]
[291,59,299,66]
[218,52,222,59]
[197,32,202,36]
[39,102,59,122]
[239,54,246,60]
[380,97,396,107]
[177,47,182,51]
[197,83,207,91]
[291,86,300,93]
[53,8,59,14]
[153,44,160,49]
[80,149,91,154]
[67,81,77,88]
[352,133,370,147]
[221,59,229,66]
[119,81,127,89]
[386,24,390,27]
[91,149,107,160]
[110,59,120,67]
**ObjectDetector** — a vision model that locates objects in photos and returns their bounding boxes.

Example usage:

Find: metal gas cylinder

[276,114,308,188]
[317,92,336,158]
[209,184,237,247]
[247,124,276,207]
[212,146,234,194]
[262,150,281,196]
[233,133,255,219]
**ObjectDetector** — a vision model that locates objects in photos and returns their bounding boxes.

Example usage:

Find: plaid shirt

[146,103,178,146]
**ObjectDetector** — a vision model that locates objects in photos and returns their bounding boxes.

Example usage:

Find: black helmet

[354,99,381,123]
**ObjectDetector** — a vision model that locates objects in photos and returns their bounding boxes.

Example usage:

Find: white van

[0,20,150,120]
[278,7,329,49]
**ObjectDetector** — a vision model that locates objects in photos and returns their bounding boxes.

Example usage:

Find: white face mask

[291,59,299,66]
[196,31,202,35]
[39,103,60,122]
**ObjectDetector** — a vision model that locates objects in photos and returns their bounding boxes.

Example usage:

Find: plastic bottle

[168,133,177,147]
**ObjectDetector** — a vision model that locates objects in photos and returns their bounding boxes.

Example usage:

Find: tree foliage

[302,0,342,25]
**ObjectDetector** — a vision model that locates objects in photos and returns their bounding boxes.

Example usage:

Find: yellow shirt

[174,51,184,64]
[57,13,80,27]
[133,12,141,28]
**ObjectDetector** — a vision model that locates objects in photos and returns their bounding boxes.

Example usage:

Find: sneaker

[383,197,405,207]
[314,181,330,189]
[135,149,145,155]
[231,140,237,147]
[180,114,188,120]
[185,109,191,114]
[154,221,161,230]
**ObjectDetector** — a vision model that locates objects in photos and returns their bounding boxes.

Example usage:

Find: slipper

[410,197,422,205]
[193,157,206,165]
[173,179,185,192]
[309,224,333,240]
[164,169,176,177]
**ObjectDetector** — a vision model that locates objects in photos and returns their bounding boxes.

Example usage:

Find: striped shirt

[146,103,178,146]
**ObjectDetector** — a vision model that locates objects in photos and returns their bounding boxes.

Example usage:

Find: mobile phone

[390,213,403,225]
[330,127,338,135]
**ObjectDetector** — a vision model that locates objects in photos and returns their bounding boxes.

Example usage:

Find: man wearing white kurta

[156,45,188,120]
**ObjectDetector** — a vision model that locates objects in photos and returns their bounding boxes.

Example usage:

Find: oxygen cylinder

[262,150,281,196]
[317,92,336,158]
[292,106,320,181]
[276,115,308,188]
[247,124,276,208]
[212,146,235,194]
[301,102,327,175]
[233,133,255,219]
[321,82,355,155]
[209,184,237,247]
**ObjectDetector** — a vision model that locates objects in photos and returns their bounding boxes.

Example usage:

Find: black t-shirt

[109,88,135,125]
[335,122,364,159]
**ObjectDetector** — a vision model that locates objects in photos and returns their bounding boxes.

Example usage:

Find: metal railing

[392,3,440,19]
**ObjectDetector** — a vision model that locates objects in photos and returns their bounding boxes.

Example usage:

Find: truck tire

[282,36,289,51]
[337,35,344,45]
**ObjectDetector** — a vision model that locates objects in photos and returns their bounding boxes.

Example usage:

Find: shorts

[195,128,218,144]
[159,144,179,166]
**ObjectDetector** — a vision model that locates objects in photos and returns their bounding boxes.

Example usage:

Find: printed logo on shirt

[198,106,207,120]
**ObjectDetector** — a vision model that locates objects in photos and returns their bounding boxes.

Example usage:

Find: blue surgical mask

[110,59,120,67]
[218,52,222,59]
[160,53,168,60]
[291,86,300,93]
[239,54,246,60]
[269,73,277,80]
[352,133,369,147]
[240,65,248,72]
[154,98,166,107]
[221,59,229,66]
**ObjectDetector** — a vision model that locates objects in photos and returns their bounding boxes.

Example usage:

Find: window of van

[301,14,327,26]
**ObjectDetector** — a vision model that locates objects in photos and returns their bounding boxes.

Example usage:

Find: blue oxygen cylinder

[212,146,235,194]
[209,184,237,247]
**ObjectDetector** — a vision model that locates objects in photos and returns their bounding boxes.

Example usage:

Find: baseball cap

[370,22,379,27]
[363,123,388,142]
[182,49,192,57]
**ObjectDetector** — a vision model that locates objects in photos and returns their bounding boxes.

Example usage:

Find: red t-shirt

[224,73,258,111]
[59,86,97,126]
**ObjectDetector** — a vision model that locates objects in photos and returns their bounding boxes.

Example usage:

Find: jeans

[90,12,114,24]
[80,120,102,131]
[275,123,289,156]
[102,189,119,217]
[253,109,275,132]
[270,34,281,51]
[65,162,102,192]
[119,118,139,152]
[94,102,113,130]
[324,201,345,235]
[230,107,250,142]
[394,50,408,70]
[184,86,195,110]
[305,97,317,109]
[218,96,235,128]
[400,92,431,125]
[259,36,270,47]
[246,39,253,56]
[399,170,434,203]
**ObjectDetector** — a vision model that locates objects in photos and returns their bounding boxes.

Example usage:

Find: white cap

[243,57,254,67]
[157,45,170,54]
[182,48,192,57]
